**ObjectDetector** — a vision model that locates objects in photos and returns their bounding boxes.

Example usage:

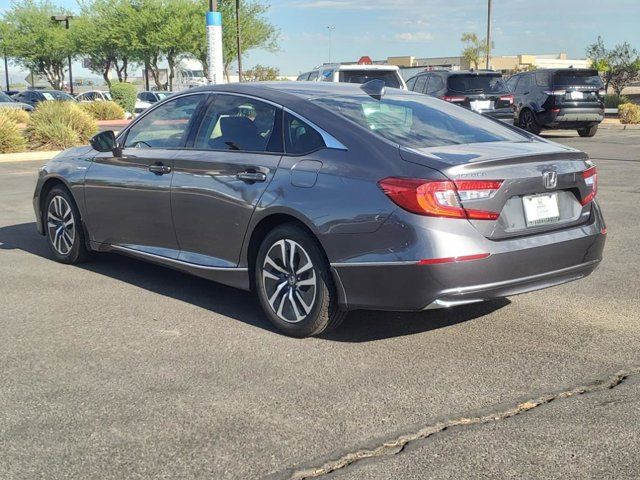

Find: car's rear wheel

[519,109,541,135]
[44,186,90,264]
[255,224,345,337]
[577,125,598,137]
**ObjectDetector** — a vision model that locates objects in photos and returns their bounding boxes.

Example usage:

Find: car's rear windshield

[339,70,401,89]
[0,93,14,103]
[447,74,508,94]
[314,93,527,149]
[553,69,602,87]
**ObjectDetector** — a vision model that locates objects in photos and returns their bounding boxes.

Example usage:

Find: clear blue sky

[1,0,639,78]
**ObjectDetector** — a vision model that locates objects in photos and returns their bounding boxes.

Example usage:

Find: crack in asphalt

[285,367,640,480]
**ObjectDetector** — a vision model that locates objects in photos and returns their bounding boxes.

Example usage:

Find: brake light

[581,166,598,205]
[499,94,514,105]
[442,95,466,103]
[378,178,503,220]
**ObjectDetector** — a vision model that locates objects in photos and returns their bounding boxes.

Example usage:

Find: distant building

[349,53,591,79]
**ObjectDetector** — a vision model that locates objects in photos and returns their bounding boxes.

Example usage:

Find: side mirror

[90,130,118,154]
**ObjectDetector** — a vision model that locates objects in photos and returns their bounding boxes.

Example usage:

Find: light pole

[327,26,335,63]
[0,36,9,92]
[236,0,242,82]
[51,15,74,94]
[485,0,492,69]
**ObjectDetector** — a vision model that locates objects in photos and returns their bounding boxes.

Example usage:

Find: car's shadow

[0,222,510,343]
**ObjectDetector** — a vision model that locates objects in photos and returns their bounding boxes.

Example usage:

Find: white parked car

[135,91,172,114]
[296,64,407,90]
[75,90,113,102]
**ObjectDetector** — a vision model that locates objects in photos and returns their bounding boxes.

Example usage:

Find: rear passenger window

[195,94,277,152]
[515,74,532,93]
[308,71,319,81]
[426,75,444,94]
[414,76,427,94]
[535,71,549,87]
[284,112,325,155]
[406,77,417,90]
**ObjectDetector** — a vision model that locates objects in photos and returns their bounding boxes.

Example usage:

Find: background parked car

[507,68,605,137]
[297,64,407,89]
[135,91,171,113]
[407,70,514,120]
[75,90,113,102]
[0,91,34,112]
[12,90,76,108]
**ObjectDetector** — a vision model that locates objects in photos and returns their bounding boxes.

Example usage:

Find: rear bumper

[331,214,606,312]
[544,107,604,128]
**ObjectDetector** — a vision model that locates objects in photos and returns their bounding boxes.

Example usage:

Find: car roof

[183,81,410,103]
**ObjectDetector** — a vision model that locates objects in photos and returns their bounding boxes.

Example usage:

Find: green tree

[244,64,279,81]
[74,0,140,87]
[2,0,76,90]
[587,37,640,94]
[460,32,489,70]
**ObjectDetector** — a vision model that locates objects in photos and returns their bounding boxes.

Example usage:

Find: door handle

[237,171,267,182]
[148,163,172,175]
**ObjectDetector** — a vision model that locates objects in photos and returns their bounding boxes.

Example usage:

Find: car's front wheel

[255,224,345,337]
[44,186,90,264]
[577,125,598,137]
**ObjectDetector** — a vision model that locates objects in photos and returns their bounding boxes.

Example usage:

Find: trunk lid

[400,140,595,239]
[552,69,604,107]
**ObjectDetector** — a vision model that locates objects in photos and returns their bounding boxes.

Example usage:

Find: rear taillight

[499,94,514,105]
[442,95,466,103]
[378,178,503,220]
[581,166,598,205]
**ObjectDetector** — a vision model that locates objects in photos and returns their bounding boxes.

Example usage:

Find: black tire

[255,224,346,337]
[578,125,598,137]
[519,109,541,135]
[44,186,91,264]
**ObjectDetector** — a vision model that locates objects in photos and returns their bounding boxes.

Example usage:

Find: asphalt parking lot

[1,128,639,479]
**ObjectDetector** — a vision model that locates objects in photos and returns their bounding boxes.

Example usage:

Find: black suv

[12,90,76,107]
[406,70,514,120]
[507,68,605,137]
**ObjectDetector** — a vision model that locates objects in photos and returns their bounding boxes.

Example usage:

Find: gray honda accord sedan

[33,81,606,337]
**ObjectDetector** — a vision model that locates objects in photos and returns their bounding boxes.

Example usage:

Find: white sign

[206,11,224,85]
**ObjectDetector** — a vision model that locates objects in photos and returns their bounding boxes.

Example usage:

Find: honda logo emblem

[543,170,558,190]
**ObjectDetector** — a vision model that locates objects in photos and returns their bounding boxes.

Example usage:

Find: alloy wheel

[261,239,317,324]
[47,195,76,256]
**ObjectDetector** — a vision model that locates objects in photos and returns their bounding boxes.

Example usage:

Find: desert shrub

[0,115,27,153]
[26,101,97,150]
[110,83,137,115]
[618,103,640,124]
[604,94,629,108]
[0,108,30,124]
[80,101,126,120]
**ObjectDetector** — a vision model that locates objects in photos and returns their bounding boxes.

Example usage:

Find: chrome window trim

[117,90,347,152]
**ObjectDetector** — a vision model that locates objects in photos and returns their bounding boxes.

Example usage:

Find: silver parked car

[33,81,606,337]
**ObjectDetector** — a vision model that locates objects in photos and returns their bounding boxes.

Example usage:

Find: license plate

[569,91,584,100]
[523,193,560,227]
[471,100,492,111]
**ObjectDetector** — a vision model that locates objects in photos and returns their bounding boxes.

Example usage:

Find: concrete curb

[0,150,62,163]
[600,122,640,130]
